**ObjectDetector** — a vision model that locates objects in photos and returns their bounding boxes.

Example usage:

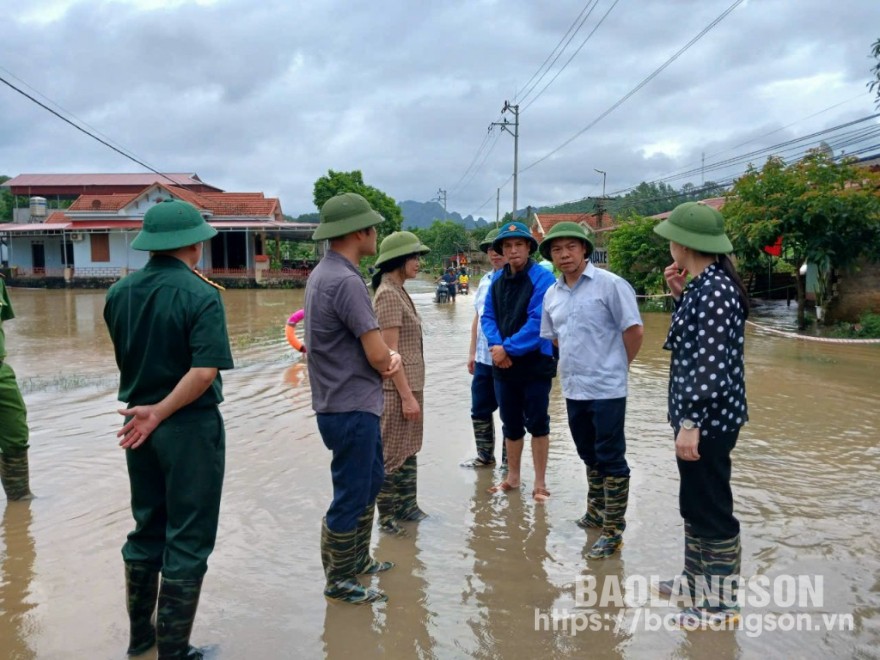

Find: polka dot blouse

[663,263,748,434]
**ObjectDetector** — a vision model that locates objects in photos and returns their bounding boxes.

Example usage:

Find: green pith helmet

[653,202,733,254]
[538,221,595,260]
[313,192,384,241]
[374,231,430,267]
[131,199,217,251]
[479,228,501,254]
[492,221,538,254]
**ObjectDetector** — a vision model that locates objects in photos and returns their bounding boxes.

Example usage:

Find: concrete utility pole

[594,169,607,229]
[490,101,520,219]
[495,188,500,226]
[436,188,447,220]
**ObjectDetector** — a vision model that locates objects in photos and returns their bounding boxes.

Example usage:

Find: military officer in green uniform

[104,199,233,659]
[0,272,33,502]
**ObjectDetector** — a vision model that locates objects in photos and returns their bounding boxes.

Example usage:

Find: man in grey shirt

[540,222,643,560]
[305,192,402,604]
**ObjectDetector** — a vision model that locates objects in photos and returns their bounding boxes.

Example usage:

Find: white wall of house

[70,232,150,273]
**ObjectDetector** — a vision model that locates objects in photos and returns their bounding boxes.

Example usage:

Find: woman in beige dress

[371,231,430,534]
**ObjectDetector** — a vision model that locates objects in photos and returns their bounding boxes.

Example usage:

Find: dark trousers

[565,397,630,477]
[494,377,552,439]
[317,411,384,533]
[124,407,225,580]
[676,427,740,540]
[470,361,497,420]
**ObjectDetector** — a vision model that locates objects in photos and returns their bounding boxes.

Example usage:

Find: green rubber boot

[0,447,34,501]
[156,577,205,659]
[126,562,159,656]
[321,518,387,604]
[353,503,394,575]
[460,417,496,467]
[677,534,742,627]
[575,467,605,529]
[376,471,406,535]
[396,455,428,522]
[656,521,701,600]
[587,475,629,559]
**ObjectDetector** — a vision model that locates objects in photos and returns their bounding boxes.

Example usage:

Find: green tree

[0,176,12,222]
[312,170,402,241]
[606,212,671,297]
[724,151,880,328]
[412,220,472,268]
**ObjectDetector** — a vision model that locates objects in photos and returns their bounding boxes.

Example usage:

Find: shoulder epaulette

[192,269,225,290]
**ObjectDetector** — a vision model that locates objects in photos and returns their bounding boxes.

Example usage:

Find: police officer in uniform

[0,272,33,501]
[104,199,233,659]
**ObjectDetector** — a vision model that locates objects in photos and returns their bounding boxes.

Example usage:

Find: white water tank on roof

[30,196,48,218]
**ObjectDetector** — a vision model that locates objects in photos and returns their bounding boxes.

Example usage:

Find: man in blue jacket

[481,222,557,502]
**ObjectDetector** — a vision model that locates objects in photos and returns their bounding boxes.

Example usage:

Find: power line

[0,72,182,188]
[521,0,746,174]
[521,0,622,113]
[517,0,602,108]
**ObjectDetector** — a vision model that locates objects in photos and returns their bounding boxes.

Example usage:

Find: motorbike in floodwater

[458,280,469,295]
[435,281,452,303]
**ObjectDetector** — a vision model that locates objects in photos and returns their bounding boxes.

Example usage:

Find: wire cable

[522,0,746,174]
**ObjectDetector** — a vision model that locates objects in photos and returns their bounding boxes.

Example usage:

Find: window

[90,234,110,262]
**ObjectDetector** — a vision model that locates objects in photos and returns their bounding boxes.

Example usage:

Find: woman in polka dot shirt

[653,202,750,627]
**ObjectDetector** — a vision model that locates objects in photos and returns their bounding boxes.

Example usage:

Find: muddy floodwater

[1,280,879,659]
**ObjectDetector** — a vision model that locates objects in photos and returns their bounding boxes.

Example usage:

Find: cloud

[1,0,878,218]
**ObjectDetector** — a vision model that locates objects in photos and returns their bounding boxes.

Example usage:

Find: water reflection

[1,503,37,660]
[0,284,878,658]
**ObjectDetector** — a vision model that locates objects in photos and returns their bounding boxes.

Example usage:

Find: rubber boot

[0,447,34,501]
[460,417,496,467]
[353,503,394,575]
[575,467,605,529]
[396,455,428,522]
[376,471,405,535]
[587,476,628,559]
[500,439,508,473]
[126,562,159,656]
[321,518,387,604]
[678,534,742,628]
[156,577,205,659]
[656,521,701,600]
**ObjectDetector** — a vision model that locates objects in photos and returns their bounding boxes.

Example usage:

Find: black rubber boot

[126,562,159,656]
[575,467,605,529]
[156,577,205,659]
[353,503,394,575]
[587,476,629,559]
[321,518,387,604]
[376,471,405,535]
[677,534,742,627]
[0,447,34,501]
[656,521,701,599]
[396,455,428,522]
[460,417,496,467]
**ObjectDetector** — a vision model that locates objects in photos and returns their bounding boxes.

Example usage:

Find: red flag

[763,236,782,257]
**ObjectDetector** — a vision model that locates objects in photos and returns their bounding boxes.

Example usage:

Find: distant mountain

[399,200,490,230]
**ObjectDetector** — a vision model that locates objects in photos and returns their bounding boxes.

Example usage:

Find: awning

[0,222,72,233]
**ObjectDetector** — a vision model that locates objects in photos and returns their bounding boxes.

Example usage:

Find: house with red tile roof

[0,176,317,283]
[531,210,617,268]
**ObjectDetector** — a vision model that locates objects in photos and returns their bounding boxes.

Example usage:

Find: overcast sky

[2,0,879,220]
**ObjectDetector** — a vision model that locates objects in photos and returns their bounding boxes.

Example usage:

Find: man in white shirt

[540,222,643,559]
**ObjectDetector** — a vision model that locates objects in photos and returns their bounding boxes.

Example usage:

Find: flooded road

[1,282,878,659]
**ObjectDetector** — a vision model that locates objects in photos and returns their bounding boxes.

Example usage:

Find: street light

[594,169,606,198]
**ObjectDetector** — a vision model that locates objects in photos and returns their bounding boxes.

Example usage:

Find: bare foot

[487,479,520,494]
[532,487,550,503]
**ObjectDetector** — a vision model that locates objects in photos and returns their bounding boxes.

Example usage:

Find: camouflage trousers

[0,362,28,453]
